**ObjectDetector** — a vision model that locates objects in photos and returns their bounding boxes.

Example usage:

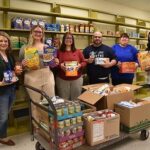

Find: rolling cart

[24,84,149,150]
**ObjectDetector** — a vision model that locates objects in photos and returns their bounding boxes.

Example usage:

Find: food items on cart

[88,84,131,96]
[65,119,71,127]
[86,109,116,122]
[76,116,82,123]
[58,121,64,129]
[70,118,76,125]
[117,100,144,108]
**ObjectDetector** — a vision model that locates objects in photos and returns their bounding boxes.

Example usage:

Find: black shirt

[83,44,116,83]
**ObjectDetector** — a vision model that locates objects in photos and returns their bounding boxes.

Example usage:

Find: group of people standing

[0,24,149,145]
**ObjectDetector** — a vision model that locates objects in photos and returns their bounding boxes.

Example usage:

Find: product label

[92,121,104,142]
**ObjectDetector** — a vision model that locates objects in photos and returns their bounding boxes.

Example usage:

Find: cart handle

[24,84,56,112]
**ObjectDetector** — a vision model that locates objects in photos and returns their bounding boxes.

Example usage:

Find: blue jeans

[0,85,15,138]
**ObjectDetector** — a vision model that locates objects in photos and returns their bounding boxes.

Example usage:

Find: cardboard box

[84,112,120,146]
[138,52,150,70]
[115,99,150,128]
[78,84,141,110]
[119,62,136,73]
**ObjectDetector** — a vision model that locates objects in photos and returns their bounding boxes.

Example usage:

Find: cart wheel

[35,142,45,150]
[140,130,149,140]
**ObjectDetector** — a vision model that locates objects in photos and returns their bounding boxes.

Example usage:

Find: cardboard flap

[78,91,104,105]
[115,84,142,91]
[82,83,110,90]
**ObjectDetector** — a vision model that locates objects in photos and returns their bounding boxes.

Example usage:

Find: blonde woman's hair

[0,31,12,54]
[27,25,45,47]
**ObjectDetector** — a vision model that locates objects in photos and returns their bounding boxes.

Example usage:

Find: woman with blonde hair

[19,25,55,120]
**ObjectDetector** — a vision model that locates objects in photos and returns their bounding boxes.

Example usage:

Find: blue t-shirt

[111,44,138,79]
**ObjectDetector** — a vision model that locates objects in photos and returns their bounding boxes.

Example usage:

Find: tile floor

[0,131,150,150]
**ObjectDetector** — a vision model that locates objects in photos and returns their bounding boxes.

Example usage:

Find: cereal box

[138,51,150,70]
[119,62,136,73]
[25,47,40,70]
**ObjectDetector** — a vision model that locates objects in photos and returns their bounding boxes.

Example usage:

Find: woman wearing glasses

[56,32,86,101]
[19,25,56,120]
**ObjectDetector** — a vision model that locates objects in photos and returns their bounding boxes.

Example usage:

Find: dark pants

[112,77,133,86]
[0,85,15,138]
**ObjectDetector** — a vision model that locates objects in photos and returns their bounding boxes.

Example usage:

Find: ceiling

[105,0,150,12]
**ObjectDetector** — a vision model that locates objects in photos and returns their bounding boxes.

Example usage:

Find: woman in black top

[0,31,22,146]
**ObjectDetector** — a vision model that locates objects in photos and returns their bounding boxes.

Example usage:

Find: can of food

[76,116,82,123]
[58,130,65,137]
[68,104,75,114]
[70,117,76,125]
[65,129,71,136]
[58,121,64,129]
[77,126,83,132]
[71,127,77,134]
[56,107,63,116]
[75,103,81,113]
[62,105,68,115]
[64,119,70,127]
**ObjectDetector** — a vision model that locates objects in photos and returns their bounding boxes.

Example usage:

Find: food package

[25,47,40,70]
[119,62,136,73]
[65,61,78,77]
[138,51,150,70]
[95,58,109,65]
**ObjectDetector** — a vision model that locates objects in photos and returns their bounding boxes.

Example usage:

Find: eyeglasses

[33,30,43,34]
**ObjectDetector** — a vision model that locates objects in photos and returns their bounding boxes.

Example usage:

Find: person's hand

[145,66,150,71]
[54,58,59,65]
[76,63,81,71]
[87,56,94,64]
[117,61,121,68]
[15,62,23,75]
[21,59,28,68]
[99,61,112,68]
[60,63,66,72]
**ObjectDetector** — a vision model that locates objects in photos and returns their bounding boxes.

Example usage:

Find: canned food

[68,104,75,114]
[56,107,63,116]
[76,116,82,123]
[65,129,71,136]
[70,117,76,125]
[58,121,64,129]
[58,130,65,137]
[62,105,68,115]
[64,119,70,127]
[49,117,54,124]
[75,103,81,113]
[77,126,83,132]
[71,127,77,134]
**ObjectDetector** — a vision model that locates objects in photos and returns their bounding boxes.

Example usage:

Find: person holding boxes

[0,31,22,146]
[83,31,117,84]
[56,32,86,101]
[111,33,139,85]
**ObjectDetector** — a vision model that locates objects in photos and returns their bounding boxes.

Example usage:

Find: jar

[69,24,74,32]
[79,24,85,33]
[65,24,69,32]
[89,24,94,33]
[74,24,79,32]
[61,24,65,32]
[85,24,89,33]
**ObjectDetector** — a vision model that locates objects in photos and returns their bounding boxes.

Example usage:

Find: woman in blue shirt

[111,33,139,85]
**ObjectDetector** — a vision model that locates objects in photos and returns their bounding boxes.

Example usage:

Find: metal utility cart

[24,84,149,150]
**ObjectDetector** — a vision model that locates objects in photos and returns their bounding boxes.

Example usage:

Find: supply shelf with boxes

[25,82,150,150]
